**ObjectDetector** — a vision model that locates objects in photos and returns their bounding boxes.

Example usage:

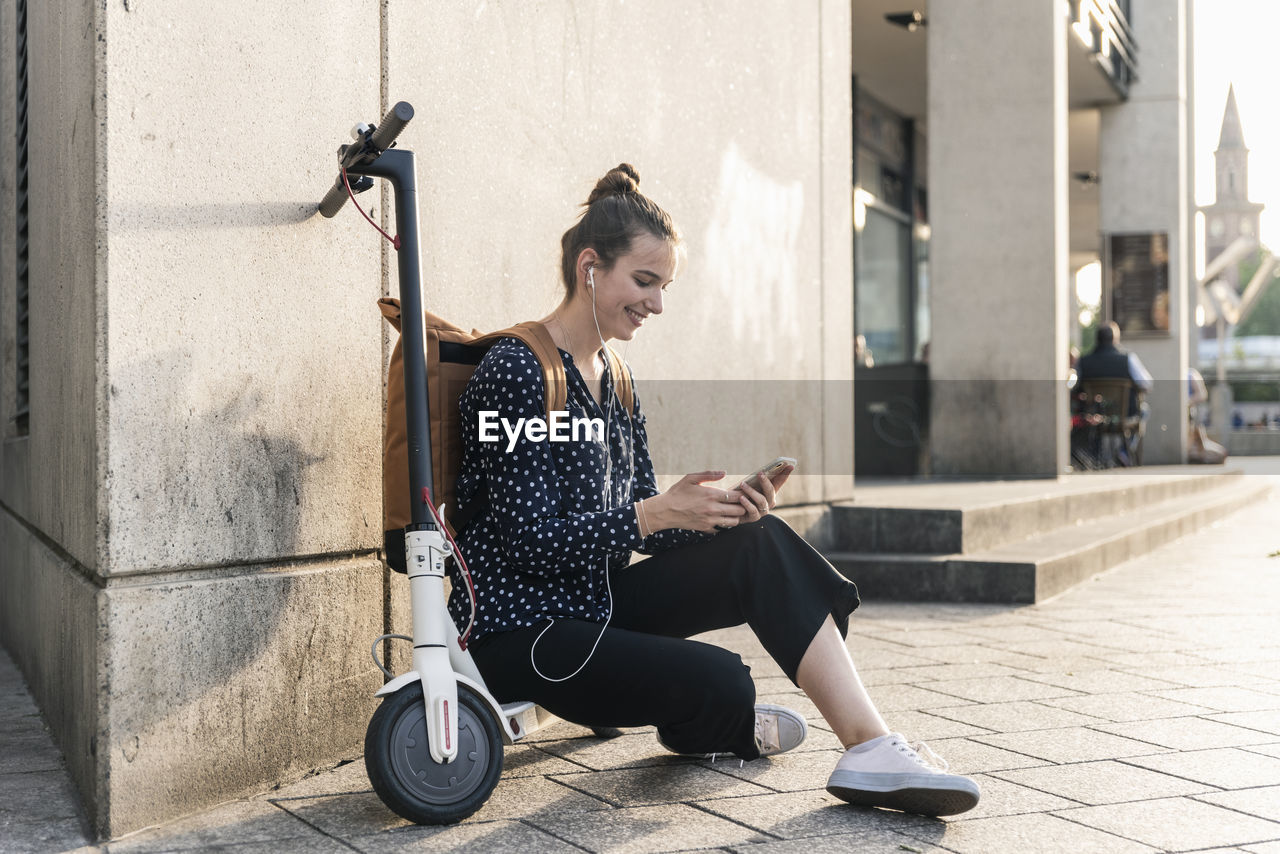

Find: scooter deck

[500,701,560,743]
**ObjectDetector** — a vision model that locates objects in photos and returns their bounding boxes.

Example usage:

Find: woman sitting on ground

[448,163,980,817]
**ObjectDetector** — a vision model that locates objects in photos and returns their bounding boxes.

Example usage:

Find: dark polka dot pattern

[447,337,713,641]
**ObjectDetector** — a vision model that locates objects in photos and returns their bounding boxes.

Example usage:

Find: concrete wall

[927,0,1071,476]
[385,0,854,506]
[0,0,106,824]
[1,0,854,838]
[1099,0,1193,465]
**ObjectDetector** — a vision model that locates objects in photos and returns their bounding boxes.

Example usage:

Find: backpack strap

[471,321,567,418]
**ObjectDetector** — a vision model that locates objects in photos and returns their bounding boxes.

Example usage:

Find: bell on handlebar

[351,122,374,141]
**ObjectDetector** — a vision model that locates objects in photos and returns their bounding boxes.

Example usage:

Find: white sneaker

[752,703,808,757]
[658,703,808,759]
[826,733,981,817]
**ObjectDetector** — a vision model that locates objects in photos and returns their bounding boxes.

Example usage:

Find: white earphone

[530,259,636,683]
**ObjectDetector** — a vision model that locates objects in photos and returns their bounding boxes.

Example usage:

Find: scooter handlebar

[316,101,414,218]
[318,178,349,218]
[370,101,415,152]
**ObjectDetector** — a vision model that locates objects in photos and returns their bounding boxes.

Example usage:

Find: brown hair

[559,163,681,298]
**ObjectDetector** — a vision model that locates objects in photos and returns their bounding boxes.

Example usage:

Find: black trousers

[470,515,861,760]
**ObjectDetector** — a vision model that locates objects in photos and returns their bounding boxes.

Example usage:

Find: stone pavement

[4,477,1280,853]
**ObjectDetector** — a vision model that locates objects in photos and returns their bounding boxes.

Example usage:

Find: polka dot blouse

[447,337,713,642]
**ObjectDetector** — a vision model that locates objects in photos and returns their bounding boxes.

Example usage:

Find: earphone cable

[530,272,635,682]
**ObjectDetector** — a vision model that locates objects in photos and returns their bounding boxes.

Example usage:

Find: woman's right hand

[645,471,746,533]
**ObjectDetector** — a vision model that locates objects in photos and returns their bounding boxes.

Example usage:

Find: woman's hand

[736,464,793,523]
[645,471,747,533]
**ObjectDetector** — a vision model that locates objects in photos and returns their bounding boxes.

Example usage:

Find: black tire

[364,682,503,825]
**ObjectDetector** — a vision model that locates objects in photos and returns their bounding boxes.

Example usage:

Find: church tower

[1203,85,1264,292]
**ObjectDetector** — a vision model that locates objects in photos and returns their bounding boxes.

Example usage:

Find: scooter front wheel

[365,682,503,825]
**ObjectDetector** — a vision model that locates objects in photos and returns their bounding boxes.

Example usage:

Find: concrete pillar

[1098,0,1193,464]
[928,1,1071,476]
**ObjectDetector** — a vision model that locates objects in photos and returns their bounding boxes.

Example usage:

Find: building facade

[0,0,1194,838]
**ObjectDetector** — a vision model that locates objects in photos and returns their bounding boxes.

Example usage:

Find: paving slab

[863,682,980,711]
[277,776,610,837]
[910,644,1059,670]
[921,812,1156,853]
[1095,716,1279,750]
[936,773,1077,821]
[924,700,1101,733]
[0,816,93,854]
[1205,712,1280,738]
[1244,743,1280,760]
[1037,691,1217,722]
[105,800,322,853]
[889,662,1026,682]
[549,763,773,807]
[1145,687,1280,713]
[723,829,955,852]
[871,709,992,741]
[919,675,1083,704]
[690,748,841,793]
[1193,786,1280,823]
[694,789,940,841]
[1017,669,1185,695]
[992,759,1219,805]
[1053,796,1280,851]
[1195,647,1280,665]
[534,733,702,771]
[919,737,1047,773]
[1136,665,1265,689]
[343,818,579,853]
[971,726,1170,763]
[1120,747,1280,789]
[523,803,769,853]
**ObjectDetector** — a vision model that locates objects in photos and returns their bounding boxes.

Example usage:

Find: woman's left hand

[736,464,793,523]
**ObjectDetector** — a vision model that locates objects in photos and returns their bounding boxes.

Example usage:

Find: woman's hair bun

[587,163,641,205]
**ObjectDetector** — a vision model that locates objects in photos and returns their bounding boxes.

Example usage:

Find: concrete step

[827,474,1272,604]
[831,466,1246,555]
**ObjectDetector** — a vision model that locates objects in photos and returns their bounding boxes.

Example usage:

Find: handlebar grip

[318,177,348,218]
[369,101,414,152]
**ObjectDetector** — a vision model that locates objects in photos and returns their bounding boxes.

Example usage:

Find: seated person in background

[1077,322,1152,464]
[1078,322,1152,417]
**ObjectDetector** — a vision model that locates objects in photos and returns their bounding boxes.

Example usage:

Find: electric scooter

[317,102,570,824]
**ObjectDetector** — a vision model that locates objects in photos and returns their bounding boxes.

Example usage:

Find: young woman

[448,164,980,817]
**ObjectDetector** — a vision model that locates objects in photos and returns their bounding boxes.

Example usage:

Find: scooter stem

[349,148,459,764]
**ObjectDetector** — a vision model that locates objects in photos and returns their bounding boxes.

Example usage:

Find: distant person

[1077,322,1153,413]
[1077,322,1152,462]
[1232,410,1245,430]
[1187,368,1226,464]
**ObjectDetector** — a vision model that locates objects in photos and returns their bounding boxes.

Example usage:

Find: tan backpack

[378,297,634,571]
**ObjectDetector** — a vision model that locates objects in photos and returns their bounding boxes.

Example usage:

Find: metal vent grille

[14,0,30,433]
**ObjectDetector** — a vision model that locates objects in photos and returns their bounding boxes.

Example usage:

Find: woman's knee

[672,646,755,711]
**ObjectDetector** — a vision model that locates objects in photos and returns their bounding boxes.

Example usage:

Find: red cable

[422,488,478,650]
[341,167,401,250]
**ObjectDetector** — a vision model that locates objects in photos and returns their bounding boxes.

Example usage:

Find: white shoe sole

[826,769,981,817]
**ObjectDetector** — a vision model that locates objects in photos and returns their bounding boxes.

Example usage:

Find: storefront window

[856,204,912,365]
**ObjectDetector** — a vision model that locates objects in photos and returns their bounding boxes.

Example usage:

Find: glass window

[856,205,912,365]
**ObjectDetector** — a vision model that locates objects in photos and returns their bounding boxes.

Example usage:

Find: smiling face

[581,232,678,342]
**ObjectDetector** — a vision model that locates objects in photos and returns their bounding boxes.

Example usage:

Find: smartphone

[737,456,797,491]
